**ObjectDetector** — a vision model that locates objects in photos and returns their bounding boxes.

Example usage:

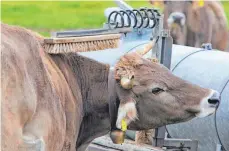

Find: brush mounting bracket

[105,8,161,31]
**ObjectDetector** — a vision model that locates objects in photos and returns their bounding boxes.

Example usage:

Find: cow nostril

[208,98,219,105]
[208,90,220,105]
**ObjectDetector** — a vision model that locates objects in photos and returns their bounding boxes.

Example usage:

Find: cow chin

[195,90,219,118]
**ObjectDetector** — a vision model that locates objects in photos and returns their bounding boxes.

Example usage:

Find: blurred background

[2,1,229,37]
[1,1,152,37]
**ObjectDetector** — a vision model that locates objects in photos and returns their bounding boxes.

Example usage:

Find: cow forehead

[136,60,169,74]
[134,62,178,86]
[165,1,189,12]
[166,1,187,6]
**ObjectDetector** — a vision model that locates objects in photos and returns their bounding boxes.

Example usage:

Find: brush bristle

[44,39,120,54]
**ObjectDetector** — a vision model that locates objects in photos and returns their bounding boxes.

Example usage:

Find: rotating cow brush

[44,8,159,53]
[44,29,124,54]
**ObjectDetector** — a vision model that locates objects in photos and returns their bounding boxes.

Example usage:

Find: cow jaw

[116,102,138,129]
[196,90,219,118]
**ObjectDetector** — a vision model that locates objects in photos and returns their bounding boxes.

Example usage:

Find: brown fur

[115,53,139,80]
[135,129,155,145]
[170,23,187,45]
[1,22,83,151]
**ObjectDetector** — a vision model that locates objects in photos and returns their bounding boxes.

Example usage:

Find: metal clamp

[201,43,213,50]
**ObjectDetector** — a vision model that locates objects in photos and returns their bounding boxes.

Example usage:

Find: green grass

[1,1,151,37]
[222,1,229,24]
[2,1,229,37]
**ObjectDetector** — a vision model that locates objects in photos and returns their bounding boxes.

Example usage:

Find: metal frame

[163,139,198,151]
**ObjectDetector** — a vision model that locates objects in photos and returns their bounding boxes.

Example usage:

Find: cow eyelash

[151,88,164,94]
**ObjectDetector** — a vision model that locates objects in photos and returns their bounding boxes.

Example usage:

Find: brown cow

[150,1,228,51]
[1,23,220,151]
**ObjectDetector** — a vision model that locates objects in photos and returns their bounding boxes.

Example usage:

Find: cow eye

[151,88,164,94]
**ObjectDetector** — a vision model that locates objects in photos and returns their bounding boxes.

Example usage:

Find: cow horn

[136,38,157,56]
[120,77,134,89]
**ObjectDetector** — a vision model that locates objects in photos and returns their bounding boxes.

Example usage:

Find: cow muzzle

[196,90,220,118]
[167,12,186,27]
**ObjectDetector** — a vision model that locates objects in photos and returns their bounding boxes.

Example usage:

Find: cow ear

[115,53,143,82]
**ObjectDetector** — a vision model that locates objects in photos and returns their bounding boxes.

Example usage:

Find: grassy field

[2,1,229,37]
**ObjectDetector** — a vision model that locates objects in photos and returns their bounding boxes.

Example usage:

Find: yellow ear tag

[198,0,204,7]
[121,119,127,131]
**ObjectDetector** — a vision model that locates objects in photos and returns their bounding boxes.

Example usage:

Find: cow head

[149,1,206,45]
[113,41,220,132]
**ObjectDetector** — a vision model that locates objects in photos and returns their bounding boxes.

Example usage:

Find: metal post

[151,13,164,62]
[152,126,166,147]
[152,30,173,147]
[160,29,173,68]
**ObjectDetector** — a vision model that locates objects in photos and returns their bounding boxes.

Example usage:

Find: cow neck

[108,67,120,131]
